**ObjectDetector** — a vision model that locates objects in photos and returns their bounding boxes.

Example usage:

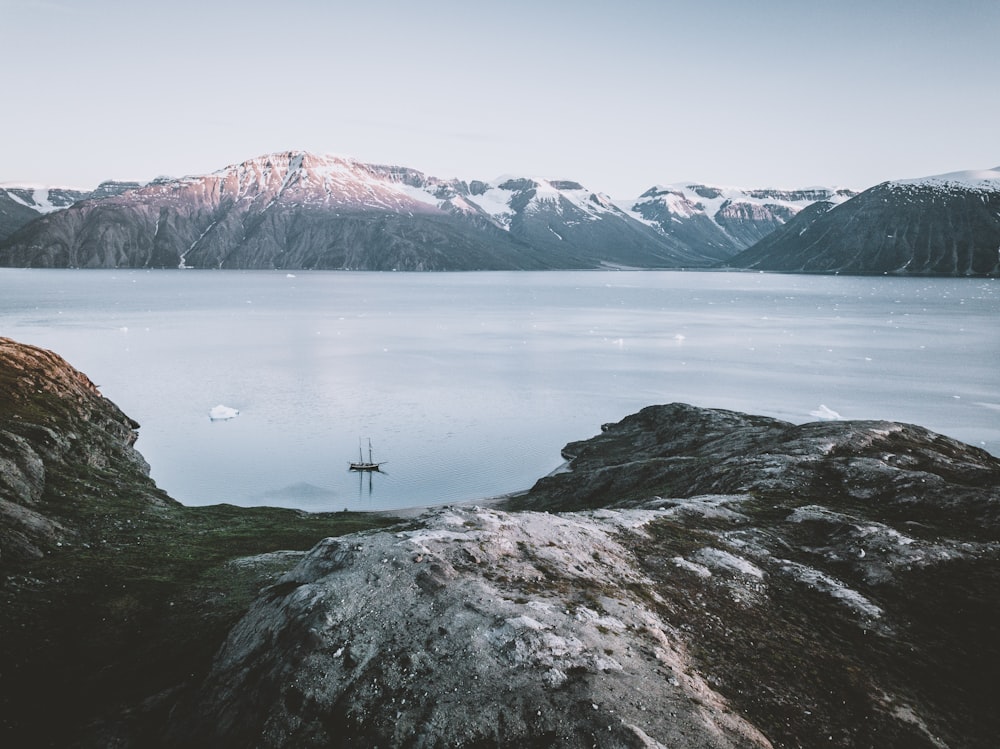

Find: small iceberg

[209,404,240,421]
[810,405,842,421]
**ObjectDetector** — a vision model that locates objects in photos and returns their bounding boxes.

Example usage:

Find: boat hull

[349,462,383,472]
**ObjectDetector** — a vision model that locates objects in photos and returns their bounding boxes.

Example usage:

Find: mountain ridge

[727,167,1000,276]
[0,150,852,271]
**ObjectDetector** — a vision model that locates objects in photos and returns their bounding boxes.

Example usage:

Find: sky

[2,0,998,197]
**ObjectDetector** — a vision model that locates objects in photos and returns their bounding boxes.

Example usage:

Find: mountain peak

[728,170,1000,276]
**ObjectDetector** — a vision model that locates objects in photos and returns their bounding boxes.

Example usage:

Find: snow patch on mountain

[451,177,619,230]
[462,183,518,226]
[0,185,89,213]
[894,166,1000,191]
[621,183,854,230]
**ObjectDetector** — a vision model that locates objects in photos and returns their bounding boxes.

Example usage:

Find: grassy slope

[0,460,398,747]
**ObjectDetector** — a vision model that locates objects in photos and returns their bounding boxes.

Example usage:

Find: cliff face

[0,337,172,564]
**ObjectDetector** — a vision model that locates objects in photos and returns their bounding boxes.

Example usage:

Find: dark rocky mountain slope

[0,181,140,242]
[727,168,1000,276]
[2,339,998,747]
[0,190,45,241]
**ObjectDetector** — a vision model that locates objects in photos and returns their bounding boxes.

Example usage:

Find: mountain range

[2,153,997,276]
[0,152,851,271]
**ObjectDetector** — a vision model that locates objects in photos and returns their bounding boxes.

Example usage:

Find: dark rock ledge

[2,339,998,748]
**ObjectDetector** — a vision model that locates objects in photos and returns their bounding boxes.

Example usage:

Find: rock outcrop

[0,337,174,564]
[512,403,1000,525]
[504,404,1000,747]
[168,505,773,748]
[169,403,1000,748]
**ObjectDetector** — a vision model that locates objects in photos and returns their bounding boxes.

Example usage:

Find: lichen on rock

[172,504,773,748]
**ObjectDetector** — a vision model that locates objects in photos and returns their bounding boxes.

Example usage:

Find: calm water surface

[1,269,997,510]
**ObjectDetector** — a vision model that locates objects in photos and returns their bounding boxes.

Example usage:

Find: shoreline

[370,460,572,519]
[371,489,525,519]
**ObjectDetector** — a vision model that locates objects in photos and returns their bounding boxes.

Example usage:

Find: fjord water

[1,269,997,511]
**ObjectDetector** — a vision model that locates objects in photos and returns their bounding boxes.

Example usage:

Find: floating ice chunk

[810,404,842,420]
[209,405,240,421]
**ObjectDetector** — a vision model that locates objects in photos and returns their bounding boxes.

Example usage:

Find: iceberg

[209,405,240,421]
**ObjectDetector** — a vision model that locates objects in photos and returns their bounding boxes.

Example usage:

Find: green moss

[0,492,398,747]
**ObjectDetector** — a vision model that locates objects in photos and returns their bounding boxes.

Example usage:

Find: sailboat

[349,438,384,472]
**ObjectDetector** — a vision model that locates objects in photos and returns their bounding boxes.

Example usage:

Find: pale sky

[3,0,998,197]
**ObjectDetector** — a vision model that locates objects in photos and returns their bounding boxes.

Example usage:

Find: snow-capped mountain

[727,167,1000,276]
[0,185,91,214]
[0,153,539,270]
[0,181,142,243]
[0,185,91,242]
[0,151,850,271]
[621,184,857,262]
[448,176,716,268]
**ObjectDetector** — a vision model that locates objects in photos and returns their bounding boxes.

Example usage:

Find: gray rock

[169,404,1000,747]
[169,506,773,748]
[0,337,173,564]
[502,403,1000,747]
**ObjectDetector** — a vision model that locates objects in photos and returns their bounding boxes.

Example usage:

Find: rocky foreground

[2,338,998,747]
